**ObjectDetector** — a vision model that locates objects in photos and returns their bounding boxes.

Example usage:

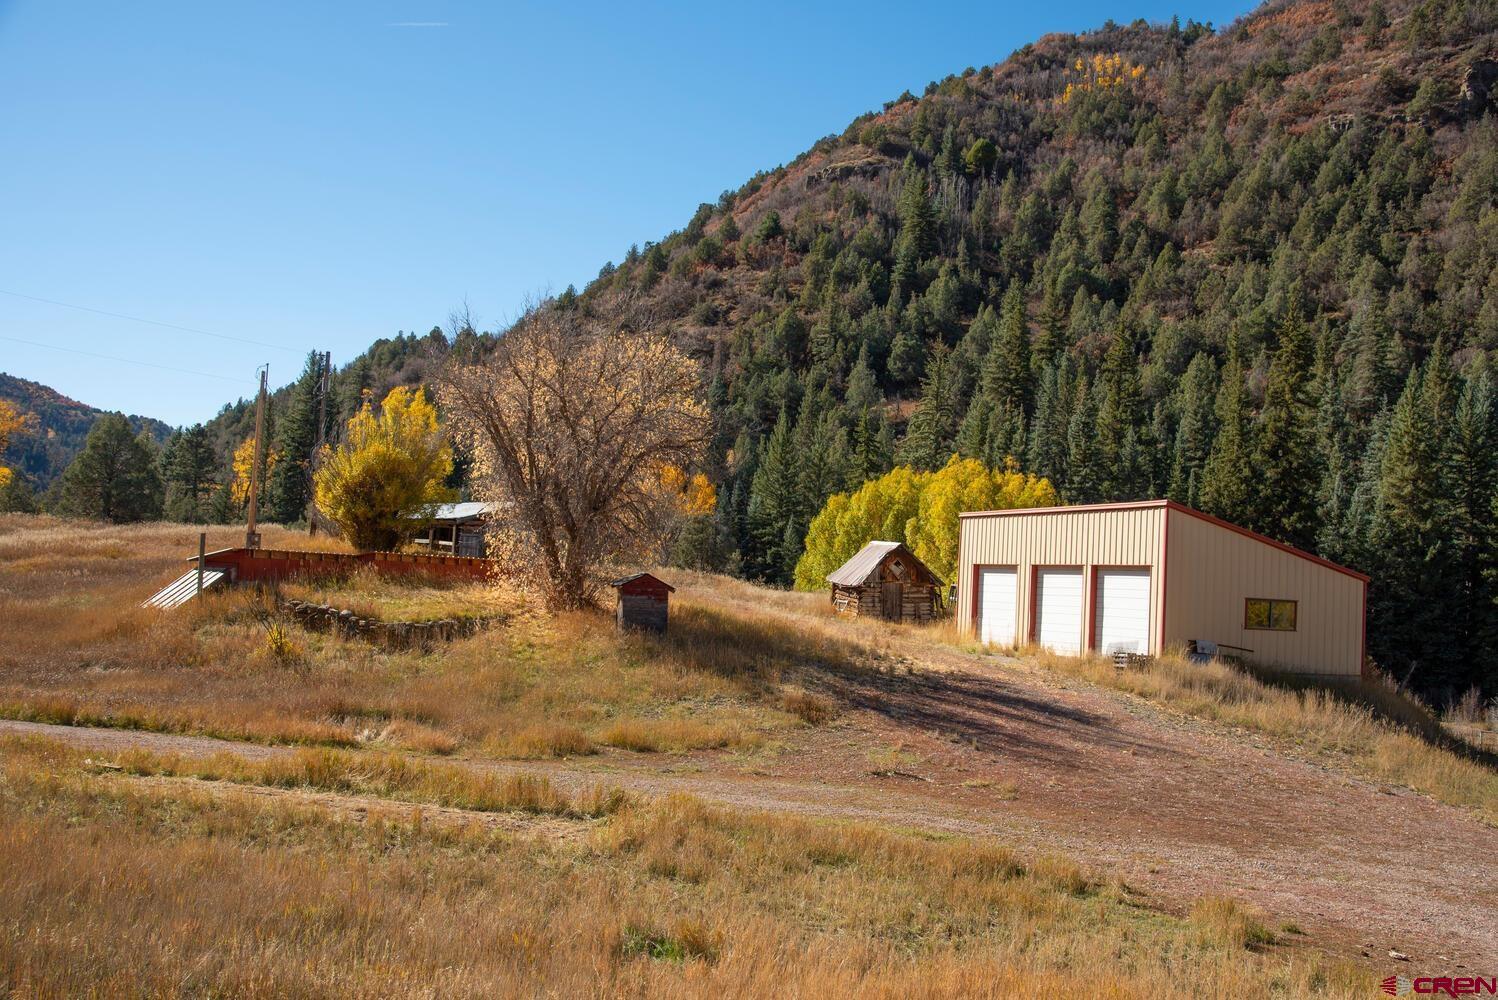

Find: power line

[0,287,300,354]
[0,334,247,384]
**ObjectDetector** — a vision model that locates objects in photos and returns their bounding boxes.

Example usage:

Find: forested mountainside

[560,0,1498,698]
[0,373,171,490]
[9,0,1494,699]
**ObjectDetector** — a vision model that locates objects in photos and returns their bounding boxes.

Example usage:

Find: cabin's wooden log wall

[833,582,939,623]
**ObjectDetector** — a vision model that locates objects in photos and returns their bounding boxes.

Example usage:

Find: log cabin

[826,541,943,624]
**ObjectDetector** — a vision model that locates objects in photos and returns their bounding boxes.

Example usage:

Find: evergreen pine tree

[1168,352,1218,506]
[1200,346,1257,526]
[1094,329,1150,499]
[164,424,218,522]
[1368,363,1459,690]
[984,401,1027,469]
[955,396,991,461]
[266,353,324,524]
[845,343,882,415]
[1027,358,1072,487]
[874,419,896,474]
[777,521,802,583]
[938,124,962,177]
[1251,293,1319,548]
[136,431,164,516]
[1447,359,1498,678]
[847,408,892,490]
[1080,178,1120,266]
[746,410,801,584]
[1065,375,1103,503]
[0,474,38,513]
[897,342,958,470]
[982,285,1032,413]
[207,479,237,524]
[958,302,999,359]
[56,414,163,523]
[794,395,849,523]
[724,431,757,558]
[1328,403,1391,573]
[891,168,937,299]
[886,324,926,391]
[335,356,372,422]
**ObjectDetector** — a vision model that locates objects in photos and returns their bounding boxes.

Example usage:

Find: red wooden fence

[192,547,501,584]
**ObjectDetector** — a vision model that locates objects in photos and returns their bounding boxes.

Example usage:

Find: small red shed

[610,572,675,633]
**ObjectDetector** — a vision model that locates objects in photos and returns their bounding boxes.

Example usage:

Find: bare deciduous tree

[438,304,709,610]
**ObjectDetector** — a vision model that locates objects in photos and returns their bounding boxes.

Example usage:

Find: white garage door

[1094,568,1151,654]
[977,568,1017,646]
[1034,568,1083,654]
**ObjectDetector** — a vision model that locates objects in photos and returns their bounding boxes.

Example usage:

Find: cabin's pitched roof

[610,572,676,593]
[827,541,939,587]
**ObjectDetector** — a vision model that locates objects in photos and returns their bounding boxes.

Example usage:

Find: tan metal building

[955,500,1368,677]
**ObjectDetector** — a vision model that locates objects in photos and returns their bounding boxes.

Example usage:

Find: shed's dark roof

[609,572,676,592]
[827,541,940,587]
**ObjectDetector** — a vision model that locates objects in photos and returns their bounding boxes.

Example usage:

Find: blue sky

[0,0,1254,426]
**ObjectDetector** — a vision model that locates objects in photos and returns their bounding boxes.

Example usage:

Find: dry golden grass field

[1,513,1495,998]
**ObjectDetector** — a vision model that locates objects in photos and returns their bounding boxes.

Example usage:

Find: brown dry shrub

[489,723,598,759]
[781,688,836,725]
[381,720,459,755]
[1190,896,1276,949]
[598,718,752,753]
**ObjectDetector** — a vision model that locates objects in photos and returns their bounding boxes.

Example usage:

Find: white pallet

[142,568,226,609]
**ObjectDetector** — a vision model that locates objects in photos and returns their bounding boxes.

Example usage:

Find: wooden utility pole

[316,351,330,445]
[308,350,331,535]
[196,531,207,595]
[246,365,267,549]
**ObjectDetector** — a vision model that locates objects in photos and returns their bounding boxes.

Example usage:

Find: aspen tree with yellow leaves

[312,386,454,551]
[0,400,26,490]
[793,456,1056,590]
[230,436,278,508]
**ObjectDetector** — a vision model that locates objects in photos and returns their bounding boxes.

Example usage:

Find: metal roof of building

[957,499,1369,583]
[827,540,918,587]
[425,501,499,523]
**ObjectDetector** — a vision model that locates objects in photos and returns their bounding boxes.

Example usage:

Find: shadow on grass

[649,603,1159,768]
[1250,665,1498,770]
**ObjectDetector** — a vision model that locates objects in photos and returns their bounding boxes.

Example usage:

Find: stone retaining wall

[281,599,494,651]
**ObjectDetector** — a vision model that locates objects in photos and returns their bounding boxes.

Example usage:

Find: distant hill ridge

[0,372,173,491]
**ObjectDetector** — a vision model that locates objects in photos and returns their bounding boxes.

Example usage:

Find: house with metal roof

[827,540,943,624]
[410,501,501,558]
